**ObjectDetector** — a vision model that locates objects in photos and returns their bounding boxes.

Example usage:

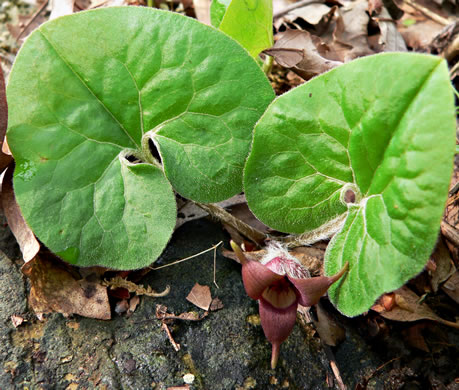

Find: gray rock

[0,217,382,389]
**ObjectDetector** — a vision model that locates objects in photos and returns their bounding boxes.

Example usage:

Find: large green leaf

[218,0,273,58]
[7,7,274,269]
[244,53,456,316]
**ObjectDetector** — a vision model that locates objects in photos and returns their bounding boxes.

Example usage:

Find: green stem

[262,55,273,75]
[147,0,154,7]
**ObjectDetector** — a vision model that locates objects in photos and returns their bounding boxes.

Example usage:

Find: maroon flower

[231,241,348,369]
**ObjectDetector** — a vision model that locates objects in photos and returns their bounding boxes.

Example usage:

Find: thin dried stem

[150,241,223,271]
[402,0,450,26]
[195,202,268,245]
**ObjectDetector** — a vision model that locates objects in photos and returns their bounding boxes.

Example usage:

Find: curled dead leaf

[2,165,40,262]
[372,286,459,329]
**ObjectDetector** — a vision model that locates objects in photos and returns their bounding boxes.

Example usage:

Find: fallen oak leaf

[102,276,170,298]
[372,286,459,329]
[2,165,40,262]
[186,283,212,311]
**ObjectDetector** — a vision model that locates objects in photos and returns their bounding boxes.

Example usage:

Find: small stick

[17,0,49,41]
[213,244,219,289]
[162,322,180,351]
[402,0,450,26]
[195,202,268,245]
[323,344,346,390]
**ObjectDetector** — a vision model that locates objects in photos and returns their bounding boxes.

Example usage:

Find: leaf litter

[0,0,459,387]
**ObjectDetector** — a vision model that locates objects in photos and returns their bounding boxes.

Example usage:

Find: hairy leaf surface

[7,7,274,269]
[244,53,456,315]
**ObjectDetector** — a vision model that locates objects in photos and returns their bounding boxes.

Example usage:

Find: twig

[213,244,219,289]
[402,0,450,26]
[273,0,325,20]
[450,61,459,77]
[444,34,459,62]
[17,0,49,41]
[162,322,180,351]
[149,241,223,271]
[358,357,401,388]
[195,202,268,245]
[323,344,346,390]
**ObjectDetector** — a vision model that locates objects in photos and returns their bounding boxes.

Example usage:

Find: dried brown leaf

[209,297,224,311]
[402,324,430,352]
[2,166,40,262]
[0,63,13,172]
[368,0,383,15]
[265,29,342,79]
[374,8,407,52]
[128,295,140,314]
[313,304,345,346]
[430,239,456,292]
[11,314,25,328]
[332,0,376,61]
[442,271,459,304]
[186,283,212,311]
[284,3,332,26]
[372,286,459,329]
[114,299,129,315]
[22,256,111,320]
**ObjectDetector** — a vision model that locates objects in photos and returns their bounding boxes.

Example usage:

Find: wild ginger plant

[6,7,274,269]
[243,53,457,317]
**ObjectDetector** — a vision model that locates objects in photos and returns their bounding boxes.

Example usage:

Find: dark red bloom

[231,241,348,369]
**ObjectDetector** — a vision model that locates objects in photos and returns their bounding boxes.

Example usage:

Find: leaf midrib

[360,60,441,197]
[38,29,141,150]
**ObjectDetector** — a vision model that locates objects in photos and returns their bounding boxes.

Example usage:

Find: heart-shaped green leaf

[7,7,274,269]
[218,0,273,58]
[244,53,456,316]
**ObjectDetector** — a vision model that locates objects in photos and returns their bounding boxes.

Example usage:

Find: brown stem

[195,202,267,245]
